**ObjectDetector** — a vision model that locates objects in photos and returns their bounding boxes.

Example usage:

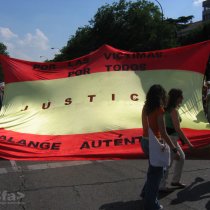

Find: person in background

[159,88,194,192]
[206,81,210,122]
[140,84,179,210]
[0,82,4,110]
[202,80,207,116]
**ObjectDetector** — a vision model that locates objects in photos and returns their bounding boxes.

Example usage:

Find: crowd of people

[203,59,210,121]
[140,85,195,210]
[202,80,210,122]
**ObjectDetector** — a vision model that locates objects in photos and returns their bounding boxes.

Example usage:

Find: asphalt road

[0,148,209,210]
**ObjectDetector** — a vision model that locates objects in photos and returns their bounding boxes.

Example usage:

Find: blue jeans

[141,137,164,210]
[141,137,149,156]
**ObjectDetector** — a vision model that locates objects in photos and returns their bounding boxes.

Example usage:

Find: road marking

[0,168,7,174]
[27,160,93,171]
[0,160,110,174]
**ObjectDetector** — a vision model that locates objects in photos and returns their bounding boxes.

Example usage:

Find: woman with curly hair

[140,84,179,210]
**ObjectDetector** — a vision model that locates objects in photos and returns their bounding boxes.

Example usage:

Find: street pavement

[0,147,209,210]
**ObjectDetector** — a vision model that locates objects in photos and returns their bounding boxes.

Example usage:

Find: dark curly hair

[144,84,167,115]
[166,88,183,112]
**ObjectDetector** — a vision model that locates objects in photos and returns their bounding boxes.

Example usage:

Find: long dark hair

[144,84,167,115]
[166,88,183,112]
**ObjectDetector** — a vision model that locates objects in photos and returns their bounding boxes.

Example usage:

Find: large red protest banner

[0,41,210,160]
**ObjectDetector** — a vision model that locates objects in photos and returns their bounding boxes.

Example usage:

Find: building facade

[203,0,210,21]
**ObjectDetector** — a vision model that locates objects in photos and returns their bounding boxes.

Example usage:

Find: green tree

[53,0,179,61]
[54,25,96,61]
[0,42,9,81]
[0,43,8,55]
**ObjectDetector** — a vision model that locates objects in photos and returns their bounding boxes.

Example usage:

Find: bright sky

[0,0,205,61]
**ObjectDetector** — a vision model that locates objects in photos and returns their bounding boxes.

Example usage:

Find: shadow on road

[99,199,143,210]
[206,200,210,210]
[171,177,210,209]
[159,189,176,199]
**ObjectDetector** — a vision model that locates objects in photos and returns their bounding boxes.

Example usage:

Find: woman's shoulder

[170,108,178,115]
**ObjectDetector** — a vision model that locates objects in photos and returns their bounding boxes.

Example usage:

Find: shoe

[171,182,186,188]
[158,204,163,210]
[159,187,174,193]
[140,192,145,198]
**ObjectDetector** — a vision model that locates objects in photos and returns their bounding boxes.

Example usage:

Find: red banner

[0,41,210,160]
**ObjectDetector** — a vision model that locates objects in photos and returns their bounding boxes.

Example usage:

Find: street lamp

[39,55,48,61]
[51,47,61,51]
[153,0,164,21]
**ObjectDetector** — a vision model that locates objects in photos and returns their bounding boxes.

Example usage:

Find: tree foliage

[0,43,8,56]
[0,42,9,81]
[178,20,210,46]
[53,0,178,61]
[52,0,209,62]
